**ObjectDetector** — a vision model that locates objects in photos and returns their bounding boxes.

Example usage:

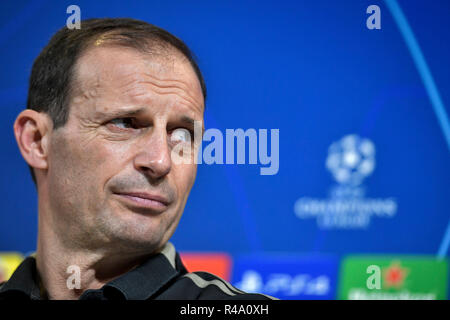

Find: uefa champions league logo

[326,134,375,187]
[294,134,397,229]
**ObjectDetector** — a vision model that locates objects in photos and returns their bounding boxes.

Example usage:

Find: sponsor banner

[338,255,448,300]
[0,252,24,283]
[180,252,232,281]
[231,254,339,300]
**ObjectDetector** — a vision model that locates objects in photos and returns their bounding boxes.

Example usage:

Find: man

[0,18,273,300]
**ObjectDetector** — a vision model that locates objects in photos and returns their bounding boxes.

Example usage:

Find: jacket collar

[101,242,181,300]
[0,255,42,300]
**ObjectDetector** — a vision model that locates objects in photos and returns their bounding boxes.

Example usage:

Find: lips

[113,191,170,212]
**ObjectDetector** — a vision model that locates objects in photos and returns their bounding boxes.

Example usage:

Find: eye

[171,128,192,143]
[108,118,136,130]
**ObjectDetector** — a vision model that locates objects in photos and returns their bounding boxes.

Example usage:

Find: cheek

[49,133,131,198]
[172,163,197,201]
[97,142,134,180]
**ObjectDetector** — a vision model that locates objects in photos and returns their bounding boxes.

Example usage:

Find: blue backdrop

[0,0,449,288]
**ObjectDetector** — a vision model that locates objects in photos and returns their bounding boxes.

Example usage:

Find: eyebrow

[179,115,205,131]
[180,115,196,126]
[96,107,146,119]
[96,107,202,129]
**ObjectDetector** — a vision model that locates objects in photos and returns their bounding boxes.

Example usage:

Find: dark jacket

[0,242,274,300]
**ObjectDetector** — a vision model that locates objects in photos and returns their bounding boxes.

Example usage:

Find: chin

[98,204,179,251]
[112,230,165,253]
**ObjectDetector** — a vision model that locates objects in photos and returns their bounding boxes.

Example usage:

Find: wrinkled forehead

[70,44,204,114]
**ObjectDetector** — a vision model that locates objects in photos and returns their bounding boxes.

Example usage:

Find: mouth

[113,191,170,213]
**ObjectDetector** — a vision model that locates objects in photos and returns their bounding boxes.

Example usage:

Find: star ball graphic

[383,261,409,289]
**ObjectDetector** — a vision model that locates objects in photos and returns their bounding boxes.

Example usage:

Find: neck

[36,231,149,300]
[35,205,148,300]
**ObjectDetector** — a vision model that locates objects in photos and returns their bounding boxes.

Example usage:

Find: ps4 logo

[234,270,330,297]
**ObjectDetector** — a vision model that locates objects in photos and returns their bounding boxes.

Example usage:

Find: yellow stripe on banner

[0,252,24,282]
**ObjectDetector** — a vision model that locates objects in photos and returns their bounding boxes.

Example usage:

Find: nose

[133,127,172,179]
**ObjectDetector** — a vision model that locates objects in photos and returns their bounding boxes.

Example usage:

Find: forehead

[71,44,204,115]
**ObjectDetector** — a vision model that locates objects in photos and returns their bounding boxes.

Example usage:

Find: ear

[13,109,52,172]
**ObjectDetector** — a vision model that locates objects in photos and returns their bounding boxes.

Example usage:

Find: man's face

[45,45,204,254]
